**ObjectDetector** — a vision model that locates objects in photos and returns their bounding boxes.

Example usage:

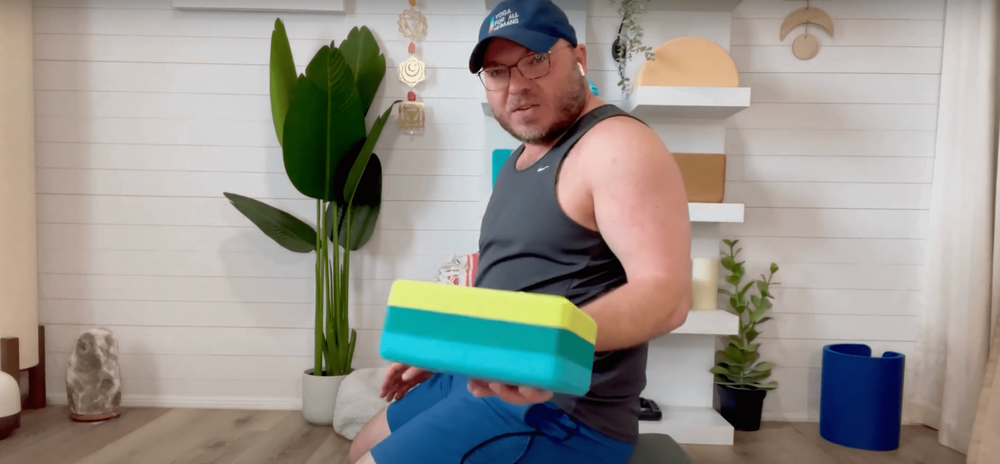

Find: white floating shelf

[672,309,738,336]
[624,86,751,120]
[480,95,492,116]
[486,0,588,9]
[646,0,743,11]
[689,202,744,223]
[638,405,734,445]
[172,0,345,13]
[487,0,741,12]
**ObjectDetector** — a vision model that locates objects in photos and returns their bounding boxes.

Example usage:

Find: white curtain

[909,0,1000,455]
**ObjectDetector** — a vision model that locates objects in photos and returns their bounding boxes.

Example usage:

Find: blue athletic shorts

[369,372,636,464]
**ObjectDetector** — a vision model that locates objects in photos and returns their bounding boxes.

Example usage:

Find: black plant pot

[715,384,767,431]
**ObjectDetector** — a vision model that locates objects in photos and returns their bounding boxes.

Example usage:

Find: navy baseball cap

[468,0,578,73]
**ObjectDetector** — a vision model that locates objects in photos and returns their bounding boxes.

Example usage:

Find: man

[349,1,691,462]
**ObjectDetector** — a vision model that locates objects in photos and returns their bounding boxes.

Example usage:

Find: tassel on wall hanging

[398,0,427,134]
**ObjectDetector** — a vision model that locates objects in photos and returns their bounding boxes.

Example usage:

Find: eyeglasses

[477,45,570,91]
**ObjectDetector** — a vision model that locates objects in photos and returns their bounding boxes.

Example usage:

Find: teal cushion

[626,434,694,464]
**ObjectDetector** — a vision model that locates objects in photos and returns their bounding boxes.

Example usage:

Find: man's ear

[573,43,588,75]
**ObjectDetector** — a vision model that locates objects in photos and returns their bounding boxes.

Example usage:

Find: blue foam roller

[819,344,905,451]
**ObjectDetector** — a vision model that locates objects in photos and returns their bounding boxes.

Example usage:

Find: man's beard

[493,73,588,145]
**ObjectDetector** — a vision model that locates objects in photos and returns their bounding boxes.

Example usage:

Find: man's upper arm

[586,117,692,288]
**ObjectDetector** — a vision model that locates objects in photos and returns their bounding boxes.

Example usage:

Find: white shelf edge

[624,86,751,120]
[486,0,742,12]
[486,0,588,10]
[646,0,743,12]
[671,309,738,336]
[172,0,345,13]
[689,203,744,223]
[638,405,734,445]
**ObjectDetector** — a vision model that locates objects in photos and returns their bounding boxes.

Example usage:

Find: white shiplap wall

[723,0,942,421]
[34,0,490,407]
[35,0,942,422]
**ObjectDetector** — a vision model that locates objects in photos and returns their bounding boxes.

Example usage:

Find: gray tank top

[475,104,648,443]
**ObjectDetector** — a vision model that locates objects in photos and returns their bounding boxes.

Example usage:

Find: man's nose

[507,66,532,94]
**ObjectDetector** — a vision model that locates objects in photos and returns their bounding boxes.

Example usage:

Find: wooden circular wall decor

[780,3,834,61]
[792,33,819,60]
[634,37,739,88]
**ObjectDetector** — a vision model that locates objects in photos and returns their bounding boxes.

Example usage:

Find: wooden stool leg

[0,337,21,431]
[25,327,46,410]
[0,338,19,383]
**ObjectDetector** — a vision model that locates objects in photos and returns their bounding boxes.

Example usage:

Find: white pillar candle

[0,0,40,370]
[691,258,719,311]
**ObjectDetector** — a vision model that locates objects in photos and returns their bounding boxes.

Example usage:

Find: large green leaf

[269,18,297,147]
[327,153,383,250]
[338,26,386,116]
[223,192,316,253]
[723,344,746,367]
[750,362,775,373]
[715,350,735,365]
[343,102,398,206]
[756,380,779,390]
[710,366,733,377]
[282,46,367,201]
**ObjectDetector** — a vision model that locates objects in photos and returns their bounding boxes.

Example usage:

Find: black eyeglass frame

[476,44,573,91]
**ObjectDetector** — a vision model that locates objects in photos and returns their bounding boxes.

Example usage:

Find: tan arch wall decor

[635,37,739,88]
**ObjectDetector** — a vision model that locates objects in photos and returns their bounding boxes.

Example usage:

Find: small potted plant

[610,0,655,96]
[711,239,779,431]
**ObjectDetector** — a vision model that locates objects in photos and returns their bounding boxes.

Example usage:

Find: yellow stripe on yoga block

[387,280,597,345]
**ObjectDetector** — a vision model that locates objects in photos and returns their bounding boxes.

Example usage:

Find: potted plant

[610,0,654,96]
[222,19,400,426]
[711,239,779,431]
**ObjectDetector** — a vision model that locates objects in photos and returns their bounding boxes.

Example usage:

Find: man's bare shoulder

[575,114,674,180]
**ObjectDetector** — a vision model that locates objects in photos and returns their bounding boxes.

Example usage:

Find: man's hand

[467,379,553,405]
[379,362,432,402]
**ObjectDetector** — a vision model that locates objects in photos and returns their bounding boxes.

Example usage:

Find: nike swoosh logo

[537,166,549,172]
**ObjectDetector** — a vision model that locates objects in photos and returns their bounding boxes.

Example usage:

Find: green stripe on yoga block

[382,305,595,373]
[379,332,594,396]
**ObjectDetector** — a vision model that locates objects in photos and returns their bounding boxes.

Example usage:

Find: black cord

[459,430,543,464]
[458,426,578,464]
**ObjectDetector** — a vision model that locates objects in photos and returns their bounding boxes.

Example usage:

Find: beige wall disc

[792,33,820,60]
[635,37,739,88]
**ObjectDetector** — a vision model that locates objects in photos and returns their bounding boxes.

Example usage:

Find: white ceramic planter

[302,368,346,426]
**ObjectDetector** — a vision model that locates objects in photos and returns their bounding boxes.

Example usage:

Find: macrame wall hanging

[398,0,427,134]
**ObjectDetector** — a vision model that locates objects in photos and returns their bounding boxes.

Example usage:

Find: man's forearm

[581,277,691,352]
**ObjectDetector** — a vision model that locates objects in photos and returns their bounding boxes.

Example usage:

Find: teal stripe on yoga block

[379,332,594,396]
[383,305,594,373]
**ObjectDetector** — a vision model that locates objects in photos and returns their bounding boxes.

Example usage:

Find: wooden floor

[0,406,968,464]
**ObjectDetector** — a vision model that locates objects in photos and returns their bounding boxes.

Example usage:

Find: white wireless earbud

[577,62,586,76]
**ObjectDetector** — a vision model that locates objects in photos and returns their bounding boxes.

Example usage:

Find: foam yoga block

[379,280,597,396]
